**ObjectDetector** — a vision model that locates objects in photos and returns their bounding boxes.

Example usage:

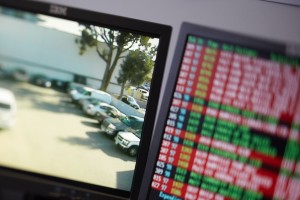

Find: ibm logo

[49,5,67,16]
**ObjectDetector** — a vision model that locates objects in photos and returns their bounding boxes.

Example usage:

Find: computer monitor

[138,22,300,199]
[0,0,171,199]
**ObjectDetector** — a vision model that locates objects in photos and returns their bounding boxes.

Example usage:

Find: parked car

[30,74,52,88]
[0,88,17,129]
[137,85,149,91]
[100,115,144,137]
[70,87,94,103]
[115,129,141,157]
[51,79,69,92]
[71,87,112,104]
[85,102,125,124]
[121,95,140,109]
[81,97,103,112]
[12,68,29,82]
[138,88,149,100]
[67,83,86,95]
[0,66,10,79]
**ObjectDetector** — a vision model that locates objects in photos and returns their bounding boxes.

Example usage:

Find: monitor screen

[139,22,300,199]
[0,0,171,199]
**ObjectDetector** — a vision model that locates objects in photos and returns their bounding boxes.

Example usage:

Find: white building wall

[0,15,125,94]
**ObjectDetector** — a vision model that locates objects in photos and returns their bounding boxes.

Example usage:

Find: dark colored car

[30,74,52,88]
[51,79,69,92]
[121,95,140,109]
[0,66,10,79]
[100,115,144,137]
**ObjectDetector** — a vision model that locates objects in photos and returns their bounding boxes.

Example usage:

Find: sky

[37,14,81,36]
[36,14,159,50]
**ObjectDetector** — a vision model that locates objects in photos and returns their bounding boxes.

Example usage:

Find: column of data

[150,35,300,200]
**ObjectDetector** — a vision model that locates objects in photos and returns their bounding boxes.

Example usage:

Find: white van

[91,90,112,104]
[71,86,112,105]
[0,88,17,129]
[70,86,94,102]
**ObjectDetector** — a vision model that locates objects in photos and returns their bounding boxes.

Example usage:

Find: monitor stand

[0,188,61,200]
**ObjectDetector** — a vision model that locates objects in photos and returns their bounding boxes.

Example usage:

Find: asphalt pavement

[0,80,137,191]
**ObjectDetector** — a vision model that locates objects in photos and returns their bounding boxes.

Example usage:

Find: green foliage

[117,50,154,96]
[76,28,97,55]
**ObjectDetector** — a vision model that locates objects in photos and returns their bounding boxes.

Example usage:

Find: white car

[86,102,124,123]
[81,97,103,113]
[0,88,17,129]
[85,102,112,116]
[115,130,141,157]
[138,88,149,100]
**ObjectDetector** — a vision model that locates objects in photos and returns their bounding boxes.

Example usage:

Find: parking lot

[0,79,137,191]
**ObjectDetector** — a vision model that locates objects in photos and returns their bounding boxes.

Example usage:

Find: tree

[76,25,155,91]
[117,50,154,97]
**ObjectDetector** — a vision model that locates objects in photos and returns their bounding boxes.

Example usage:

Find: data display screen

[146,23,300,199]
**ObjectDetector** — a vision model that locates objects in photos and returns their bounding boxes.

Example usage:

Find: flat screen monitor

[0,0,171,199]
[139,22,300,199]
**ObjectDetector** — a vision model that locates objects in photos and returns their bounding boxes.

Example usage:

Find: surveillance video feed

[0,6,158,191]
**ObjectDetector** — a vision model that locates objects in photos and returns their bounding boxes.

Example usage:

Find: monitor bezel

[138,22,300,199]
[0,0,171,199]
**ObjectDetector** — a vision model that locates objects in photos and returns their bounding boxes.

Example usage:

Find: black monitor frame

[138,22,300,199]
[0,0,171,199]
